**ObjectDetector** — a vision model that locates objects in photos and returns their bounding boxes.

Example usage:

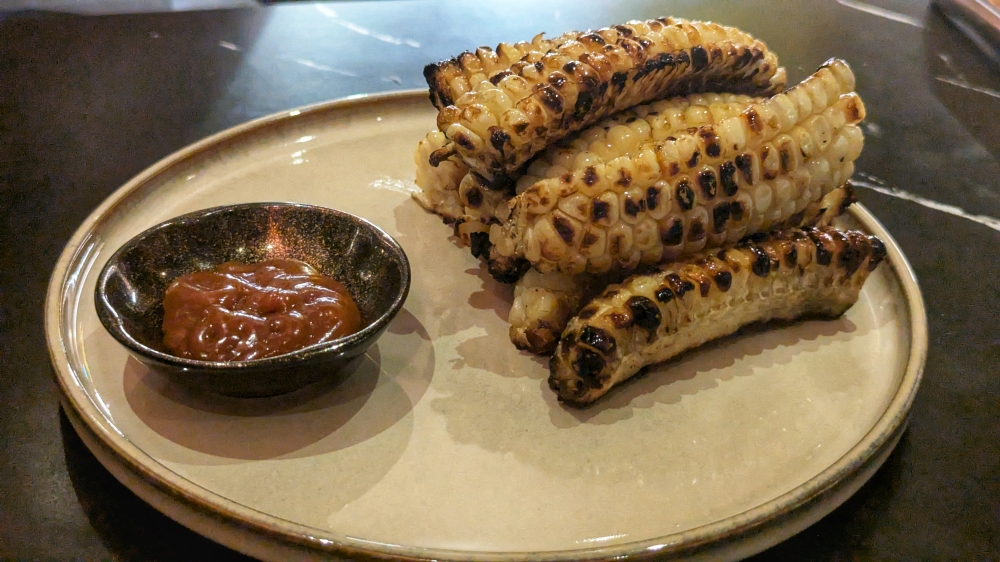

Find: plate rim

[45,89,928,562]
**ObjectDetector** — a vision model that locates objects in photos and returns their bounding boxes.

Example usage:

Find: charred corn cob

[508,181,857,355]
[487,59,864,280]
[549,226,886,404]
[429,18,786,179]
[445,92,762,242]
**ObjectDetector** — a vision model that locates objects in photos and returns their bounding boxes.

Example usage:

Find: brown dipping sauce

[162,258,362,362]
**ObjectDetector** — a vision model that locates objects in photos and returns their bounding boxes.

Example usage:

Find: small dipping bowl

[94,202,410,397]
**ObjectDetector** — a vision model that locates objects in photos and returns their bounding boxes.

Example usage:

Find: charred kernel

[646,186,660,210]
[869,236,887,269]
[613,24,634,36]
[698,170,718,199]
[696,276,711,297]
[579,325,616,354]
[560,172,573,184]
[714,270,733,291]
[562,61,580,74]
[691,45,709,70]
[788,210,805,226]
[814,239,832,265]
[676,50,691,67]
[513,121,529,135]
[592,199,611,221]
[469,231,491,259]
[839,240,865,277]
[688,220,706,241]
[668,162,681,176]
[552,216,575,244]
[660,219,684,246]
[578,306,598,320]
[666,273,695,298]
[730,201,745,221]
[750,246,771,277]
[744,108,763,133]
[573,348,606,383]
[779,148,792,172]
[624,196,643,216]
[699,129,721,158]
[581,232,599,247]
[536,84,564,113]
[489,127,510,152]
[735,153,754,184]
[548,72,568,89]
[609,312,633,329]
[627,296,662,332]
[676,180,695,210]
[465,187,483,208]
[720,161,738,196]
[713,202,731,233]
[617,169,633,187]
[455,132,476,151]
[583,166,599,186]
[784,245,798,268]
[489,70,513,86]
[611,71,628,88]
[655,285,675,302]
[687,150,700,168]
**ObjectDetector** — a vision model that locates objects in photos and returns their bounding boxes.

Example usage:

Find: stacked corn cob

[414,18,881,404]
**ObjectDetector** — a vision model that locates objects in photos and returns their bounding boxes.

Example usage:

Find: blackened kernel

[691,45,709,70]
[666,273,695,297]
[592,200,611,221]
[676,180,695,211]
[719,161,738,196]
[744,108,763,133]
[735,153,754,184]
[660,220,684,246]
[578,306,598,320]
[578,325,616,354]
[627,296,661,332]
[699,129,721,158]
[655,286,674,303]
[624,196,643,216]
[572,348,606,383]
[713,202,731,233]
[552,216,575,244]
[646,186,660,210]
[489,70,513,85]
[688,220,706,241]
[750,246,771,277]
[730,201,745,221]
[583,166,599,186]
[784,245,798,268]
[698,170,718,199]
[687,151,700,168]
[714,270,733,291]
[465,187,483,208]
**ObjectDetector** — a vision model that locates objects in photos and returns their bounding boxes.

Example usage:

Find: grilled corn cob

[447,92,762,239]
[549,226,886,404]
[487,59,864,280]
[429,18,786,178]
[509,181,857,354]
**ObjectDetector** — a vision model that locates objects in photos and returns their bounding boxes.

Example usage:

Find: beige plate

[46,91,927,562]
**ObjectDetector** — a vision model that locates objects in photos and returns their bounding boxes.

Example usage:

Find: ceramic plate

[46,91,927,561]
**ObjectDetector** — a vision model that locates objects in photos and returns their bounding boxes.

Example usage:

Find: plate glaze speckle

[46,91,926,561]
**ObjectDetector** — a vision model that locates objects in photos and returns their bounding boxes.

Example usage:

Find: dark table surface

[2,0,999,559]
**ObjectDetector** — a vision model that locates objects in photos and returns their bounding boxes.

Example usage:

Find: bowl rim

[93,201,411,370]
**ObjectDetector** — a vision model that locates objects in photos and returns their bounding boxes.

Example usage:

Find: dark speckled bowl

[94,202,410,398]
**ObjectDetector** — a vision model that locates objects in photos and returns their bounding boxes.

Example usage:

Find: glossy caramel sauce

[162,259,361,362]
